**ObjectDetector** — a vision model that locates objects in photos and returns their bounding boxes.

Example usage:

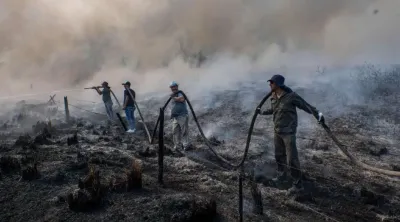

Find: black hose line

[150,95,221,146]
[151,90,400,176]
[321,123,400,176]
[300,99,400,177]
[183,91,272,169]
[150,97,172,144]
[116,113,127,131]
[150,90,272,170]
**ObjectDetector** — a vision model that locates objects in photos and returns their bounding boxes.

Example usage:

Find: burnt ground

[1,81,400,222]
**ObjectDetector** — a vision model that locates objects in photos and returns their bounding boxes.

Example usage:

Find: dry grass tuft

[126,159,142,190]
[68,166,107,211]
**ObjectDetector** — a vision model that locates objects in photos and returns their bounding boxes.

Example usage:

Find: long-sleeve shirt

[262,90,320,134]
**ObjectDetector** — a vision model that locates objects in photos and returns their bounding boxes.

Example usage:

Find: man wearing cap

[93,81,114,121]
[122,81,136,133]
[169,81,190,151]
[257,74,325,194]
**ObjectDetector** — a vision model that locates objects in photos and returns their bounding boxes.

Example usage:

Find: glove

[256,108,261,114]
[317,112,325,124]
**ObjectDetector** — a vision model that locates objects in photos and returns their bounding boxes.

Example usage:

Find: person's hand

[318,112,325,124]
[256,108,261,115]
[271,92,277,100]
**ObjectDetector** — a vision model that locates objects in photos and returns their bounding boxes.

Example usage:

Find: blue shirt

[171,92,188,118]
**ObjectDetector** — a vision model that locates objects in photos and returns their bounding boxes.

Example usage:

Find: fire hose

[151,90,272,170]
[150,90,400,176]
[150,97,172,144]
[87,86,400,176]
[124,88,152,143]
[320,123,400,176]
[85,86,153,142]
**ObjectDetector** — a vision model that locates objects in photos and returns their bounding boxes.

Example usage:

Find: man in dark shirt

[257,74,325,194]
[169,81,190,151]
[93,81,114,121]
[122,81,136,133]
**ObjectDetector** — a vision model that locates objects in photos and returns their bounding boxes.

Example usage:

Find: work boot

[287,180,304,195]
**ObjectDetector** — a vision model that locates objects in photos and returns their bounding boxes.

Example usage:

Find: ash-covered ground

[1,66,400,222]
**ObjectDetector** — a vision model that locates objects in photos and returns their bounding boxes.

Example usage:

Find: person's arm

[261,108,273,115]
[258,93,276,115]
[93,87,102,95]
[173,92,185,102]
[259,100,274,115]
[292,92,319,119]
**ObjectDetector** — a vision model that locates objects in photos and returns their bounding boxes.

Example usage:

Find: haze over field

[0,0,399,96]
[1,2,400,221]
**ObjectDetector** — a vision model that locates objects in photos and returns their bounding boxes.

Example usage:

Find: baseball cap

[169,81,178,87]
[268,74,285,87]
[122,81,131,86]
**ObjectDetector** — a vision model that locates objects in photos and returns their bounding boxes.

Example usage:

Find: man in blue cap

[257,74,325,194]
[169,81,190,151]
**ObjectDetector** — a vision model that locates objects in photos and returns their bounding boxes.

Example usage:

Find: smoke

[0,0,399,97]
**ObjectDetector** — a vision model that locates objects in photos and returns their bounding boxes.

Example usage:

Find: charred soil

[1,84,400,222]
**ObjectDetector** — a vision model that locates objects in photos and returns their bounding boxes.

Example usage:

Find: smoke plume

[0,0,399,96]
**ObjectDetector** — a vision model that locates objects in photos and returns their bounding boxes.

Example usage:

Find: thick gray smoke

[0,0,399,97]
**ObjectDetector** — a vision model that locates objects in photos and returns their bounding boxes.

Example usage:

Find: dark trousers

[274,133,301,182]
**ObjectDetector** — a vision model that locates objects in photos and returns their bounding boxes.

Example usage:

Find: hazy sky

[0,0,399,95]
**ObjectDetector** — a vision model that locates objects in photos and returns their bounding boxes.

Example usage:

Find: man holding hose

[257,74,325,194]
[122,81,136,133]
[92,81,114,121]
[169,81,190,151]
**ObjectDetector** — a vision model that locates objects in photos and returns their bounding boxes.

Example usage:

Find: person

[169,81,190,151]
[122,81,136,133]
[257,74,325,194]
[93,81,114,121]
